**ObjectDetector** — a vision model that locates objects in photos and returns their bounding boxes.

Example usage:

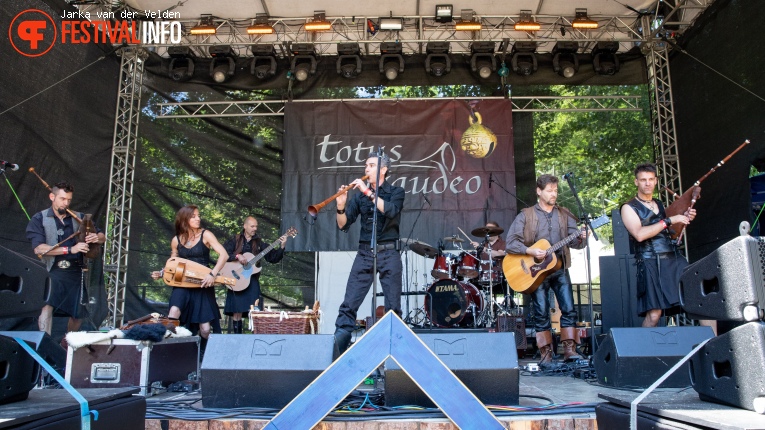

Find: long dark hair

[174,205,199,244]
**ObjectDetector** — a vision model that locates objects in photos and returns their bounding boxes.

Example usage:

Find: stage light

[167,45,195,82]
[514,10,541,31]
[592,41,620,75]
[470,41,496,79]
[209,45,236,83]
[435,4,453,23]
[290,43,317,82]
[425,41,450,77]
[379,18,403,31]
[305,11,332,31]
[336,43,361,78]
[572,8,598,29]
[455,9,482,31]
[190,15,216,35]
[511,41,538,76]
[552,41,579,78]
[379,41,404,81]
[247,13,274,35]
[250,44,277,79]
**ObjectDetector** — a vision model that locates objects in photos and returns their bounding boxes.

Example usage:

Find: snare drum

[478,269,502,285]
[456,252,480,279]
[425,279,485,327]
[431,253,457,280]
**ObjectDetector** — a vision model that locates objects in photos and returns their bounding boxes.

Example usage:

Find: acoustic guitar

[219,227,298,292]
[502,215,609,294]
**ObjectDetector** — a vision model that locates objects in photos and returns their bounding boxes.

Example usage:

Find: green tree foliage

[530,85,653,244]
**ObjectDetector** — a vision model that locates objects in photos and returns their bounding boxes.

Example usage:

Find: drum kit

[408,226,516,329]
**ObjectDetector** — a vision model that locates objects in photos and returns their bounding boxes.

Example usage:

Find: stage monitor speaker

[593,327,713,389]
[0,335,39,405]
[599,255,644,332]
[0,331,66,376]
[680,236,765,322]
[200,334,335,409]
[385,332,519,407]
[0,245,49,319]
[689,322,765,412]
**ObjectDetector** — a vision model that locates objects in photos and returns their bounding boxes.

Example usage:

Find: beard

[57,207,67,215]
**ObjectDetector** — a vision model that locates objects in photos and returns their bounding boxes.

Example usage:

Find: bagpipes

[664,139,749,244]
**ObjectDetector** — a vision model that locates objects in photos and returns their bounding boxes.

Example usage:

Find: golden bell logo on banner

[459,112,497,158]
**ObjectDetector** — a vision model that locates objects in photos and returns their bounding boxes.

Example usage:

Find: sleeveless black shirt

[626,198,676,257]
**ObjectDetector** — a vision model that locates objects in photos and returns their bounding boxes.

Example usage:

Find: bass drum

[425,279,485,327]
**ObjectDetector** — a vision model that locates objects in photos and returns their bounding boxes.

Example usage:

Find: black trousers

[530,269,577,332]
[335,248,403,333]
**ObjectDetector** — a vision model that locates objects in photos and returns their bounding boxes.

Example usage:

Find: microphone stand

[370,146,384,325]
[489,175,534,209]
[402,199,428,324]
[0,165,31,220]
[563,173,596,359]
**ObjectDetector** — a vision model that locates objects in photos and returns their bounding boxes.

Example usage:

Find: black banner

[282,99,516,251]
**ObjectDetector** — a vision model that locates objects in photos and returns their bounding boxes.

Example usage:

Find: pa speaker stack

[0,246,51,405]
[680,235,765,412]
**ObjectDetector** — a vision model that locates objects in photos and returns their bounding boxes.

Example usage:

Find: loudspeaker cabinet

[65,336,199,396]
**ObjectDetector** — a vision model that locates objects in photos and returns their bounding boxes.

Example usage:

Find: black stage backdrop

[282,100,517,251]
[671,0,765,261]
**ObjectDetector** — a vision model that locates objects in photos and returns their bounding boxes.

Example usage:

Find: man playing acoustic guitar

[505,174,587,367]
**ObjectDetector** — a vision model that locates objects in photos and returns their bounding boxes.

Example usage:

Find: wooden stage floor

[143,366,632,430]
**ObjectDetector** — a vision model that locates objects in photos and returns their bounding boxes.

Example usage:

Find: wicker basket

[249,309,320,334]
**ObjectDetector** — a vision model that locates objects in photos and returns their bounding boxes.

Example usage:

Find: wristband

[663,217,672,227]
[660,220,668,229]
[364,188,372,197]
[63,246,68,255]
[336,208,345,214]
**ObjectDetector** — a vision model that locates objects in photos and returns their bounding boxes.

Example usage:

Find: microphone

[423,194,432,206]
[562,172,574,180]
[489,172,492,188]
[1,160,19,171]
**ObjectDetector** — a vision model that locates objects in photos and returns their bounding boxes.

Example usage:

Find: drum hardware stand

[403,191,430,325]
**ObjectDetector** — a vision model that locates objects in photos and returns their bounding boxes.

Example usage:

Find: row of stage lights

[167,40,621,84]
[188,7,601,36]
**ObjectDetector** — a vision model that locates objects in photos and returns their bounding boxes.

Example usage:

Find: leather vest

[521,205,572,270]
[626,197,676,257]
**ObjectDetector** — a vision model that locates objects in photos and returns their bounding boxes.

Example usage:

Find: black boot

[232,320,243,334]
[334,328,352,356]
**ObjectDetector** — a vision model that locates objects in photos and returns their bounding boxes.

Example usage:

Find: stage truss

[97,1,714,326]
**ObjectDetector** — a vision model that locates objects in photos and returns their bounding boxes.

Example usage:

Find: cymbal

[410,242,438,258]
[443,236,465,243]
[471,226,504,237]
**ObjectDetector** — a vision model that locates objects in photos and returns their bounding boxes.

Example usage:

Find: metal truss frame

[154,95,642,119]
[102,47,147,328]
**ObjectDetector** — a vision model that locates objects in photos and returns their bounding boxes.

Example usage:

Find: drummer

[470,221,507,275]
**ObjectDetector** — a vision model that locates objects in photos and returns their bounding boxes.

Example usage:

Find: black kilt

[48,266,88,319]
[224,276,261,315]
[636,253,686,317]
[169,287,220,324]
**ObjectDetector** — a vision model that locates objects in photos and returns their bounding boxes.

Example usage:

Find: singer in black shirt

[333,152,405,354]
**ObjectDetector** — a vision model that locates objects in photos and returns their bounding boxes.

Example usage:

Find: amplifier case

[65,336,199,396]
